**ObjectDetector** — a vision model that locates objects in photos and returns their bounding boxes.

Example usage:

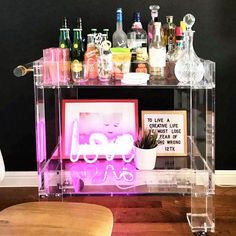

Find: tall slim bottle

[147,5,160,46]
[59,17,72,50]
[84,34,98,79]
[112,8,127,48]
[149,22,166,79]
[162,16,176,52]
[71,17,86,82]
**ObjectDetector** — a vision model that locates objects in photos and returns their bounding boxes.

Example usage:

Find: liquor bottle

[84,34,98,79]
[112,8,127,48]
[162,16,176,52]
[149,22,166,79]
[174,14,204,84]
[59,17,72,50]
[71,17,86,83]
[147,5,160,46]
[127,12,147,54]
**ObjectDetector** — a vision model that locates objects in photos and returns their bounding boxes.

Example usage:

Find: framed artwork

[142,110,187,156]
[62,99,138,162]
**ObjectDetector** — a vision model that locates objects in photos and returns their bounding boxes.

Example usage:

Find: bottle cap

[149,5,160,11]
[133,12,141,22]
[166,16,173,23]
[117,8,122,13]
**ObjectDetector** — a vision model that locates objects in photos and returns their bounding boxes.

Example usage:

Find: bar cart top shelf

[36,78,215,89]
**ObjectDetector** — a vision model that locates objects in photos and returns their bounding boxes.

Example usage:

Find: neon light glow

[68,161,135,191]
[69,119,135,163]
[36,120,46,163]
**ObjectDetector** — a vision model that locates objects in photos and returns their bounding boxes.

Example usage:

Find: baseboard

[0,170,235,187]
[0,172,38,187]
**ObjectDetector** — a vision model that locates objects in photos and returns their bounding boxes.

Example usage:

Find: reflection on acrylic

[67,161,136,192]
[36,120,46,163]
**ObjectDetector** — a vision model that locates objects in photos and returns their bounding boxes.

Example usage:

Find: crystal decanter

[174,14,204,85]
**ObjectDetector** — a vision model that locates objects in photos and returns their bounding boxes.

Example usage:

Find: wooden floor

[0,187,235,235]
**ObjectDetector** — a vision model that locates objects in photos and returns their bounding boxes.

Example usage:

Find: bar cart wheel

[194,232,207,236]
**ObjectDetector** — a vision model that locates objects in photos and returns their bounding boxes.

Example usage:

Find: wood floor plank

[0,186,236,235]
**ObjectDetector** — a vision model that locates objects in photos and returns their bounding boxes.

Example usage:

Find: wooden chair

[0,201,113,236]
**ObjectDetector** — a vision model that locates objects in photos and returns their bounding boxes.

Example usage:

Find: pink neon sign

[67,160,135,192]
[69,119,135,163]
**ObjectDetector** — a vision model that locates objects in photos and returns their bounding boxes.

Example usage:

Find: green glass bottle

[59,17,72,50]
[71,17,86,83]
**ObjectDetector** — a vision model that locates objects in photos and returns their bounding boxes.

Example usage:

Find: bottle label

[127,39,146,50]
[71,60,83,72]
[149,47,166,67]
[86,58,98,79]
[60,43,65,48]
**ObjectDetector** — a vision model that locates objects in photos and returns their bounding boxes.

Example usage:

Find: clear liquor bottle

[127,12,147,53]
[112,8,127,48]
[149,22,166,79]
[147,5,160,46]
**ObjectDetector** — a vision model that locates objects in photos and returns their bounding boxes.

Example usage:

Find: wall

[0,0,235,170]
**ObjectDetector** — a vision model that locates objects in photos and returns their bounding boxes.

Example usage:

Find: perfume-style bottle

[174,14,204,85]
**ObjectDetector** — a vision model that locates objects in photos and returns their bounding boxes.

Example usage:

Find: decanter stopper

[183,14,195,31]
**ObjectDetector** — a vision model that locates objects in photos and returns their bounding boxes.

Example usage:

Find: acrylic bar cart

[15,57,215,234]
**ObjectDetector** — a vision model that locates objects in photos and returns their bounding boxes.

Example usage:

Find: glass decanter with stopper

[174,14,204,85]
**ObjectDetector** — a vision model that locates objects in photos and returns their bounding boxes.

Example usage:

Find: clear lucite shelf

[26,57,216,233]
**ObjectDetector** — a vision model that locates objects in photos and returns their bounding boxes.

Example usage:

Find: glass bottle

[59,17,72,50]
[147,5,160,46]
[84,34,98,79]
[127,12,147,53]
[166,26,184,80]
[174,14,204,84]
[112,8,127,48]
[149,22,166,79]
[162,16,176,52]
[71,17,86,83]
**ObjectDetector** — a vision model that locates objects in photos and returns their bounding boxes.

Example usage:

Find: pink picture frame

[62,99,138,160]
